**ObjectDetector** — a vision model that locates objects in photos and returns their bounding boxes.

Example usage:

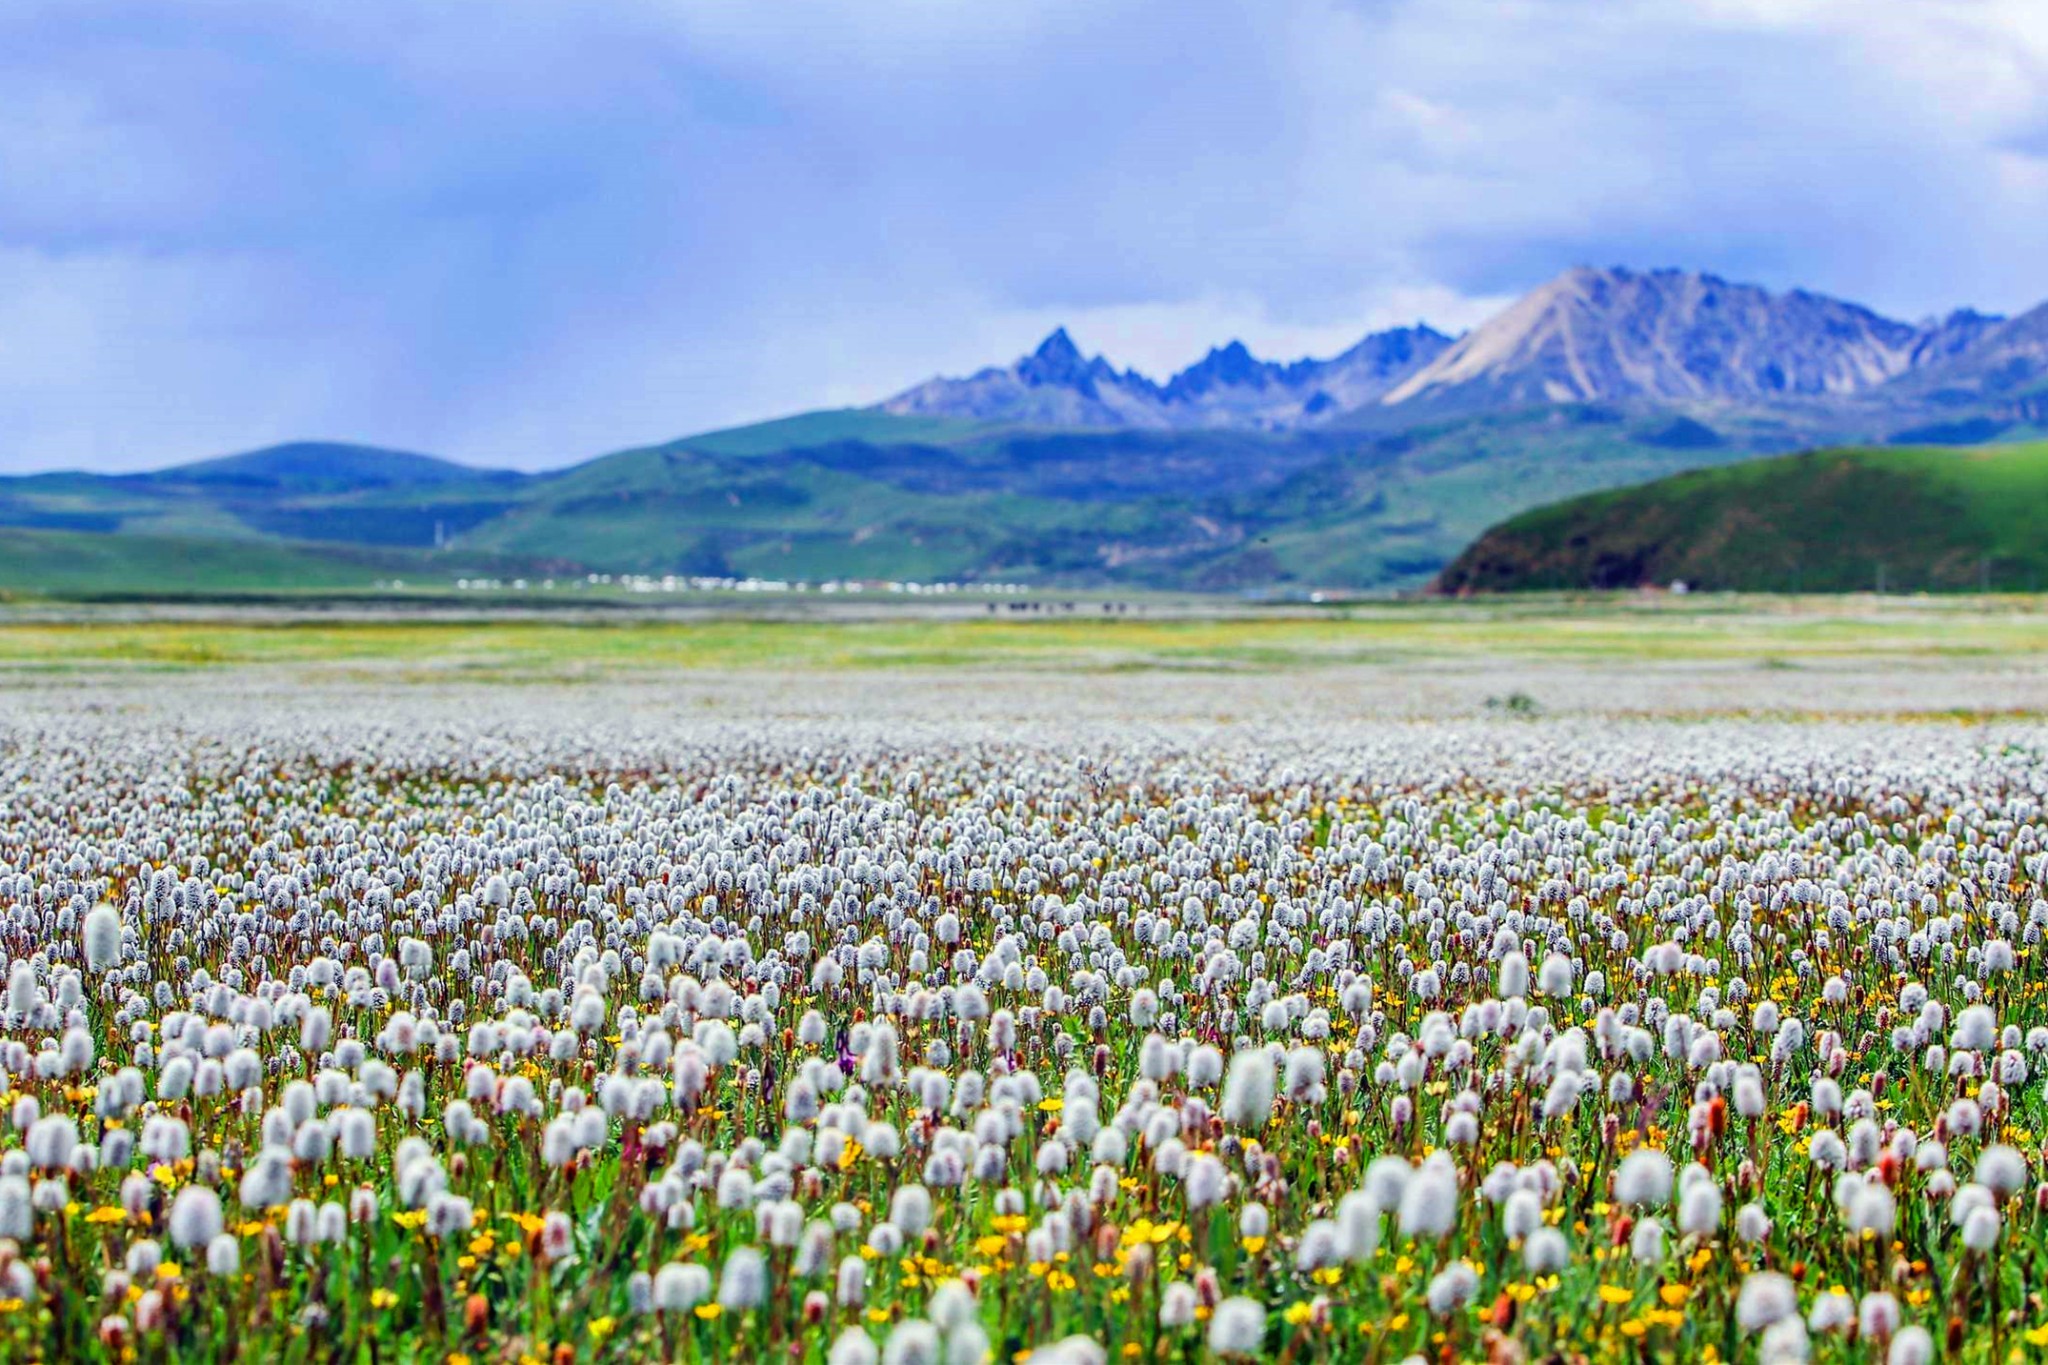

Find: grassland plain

[5,596,2048,676]
[3,598,2048,732]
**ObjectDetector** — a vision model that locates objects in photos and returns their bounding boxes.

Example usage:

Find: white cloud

[0,0,2043,470]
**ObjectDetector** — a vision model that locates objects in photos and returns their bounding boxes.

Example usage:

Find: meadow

[2,601,2048,1363]
[6,594,2048,679]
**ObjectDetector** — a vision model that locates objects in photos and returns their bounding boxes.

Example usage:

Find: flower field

[2,670,2047,1364]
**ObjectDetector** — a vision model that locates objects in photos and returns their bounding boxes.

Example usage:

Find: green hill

[1436,441,2048,593]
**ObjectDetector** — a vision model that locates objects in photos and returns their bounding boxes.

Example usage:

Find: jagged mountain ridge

[883,267,2027,428]
[881,323,1455,429]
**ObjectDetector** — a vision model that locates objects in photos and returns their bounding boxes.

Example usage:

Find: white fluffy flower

[82,905,122,972]
[167,1186,223,1250]
[1613,1149,1672,1208]
[1397,1157,1460,1241]
[1206,1298,1265,1358]
[1737,1272,1798,1332]
[717,1247,768,1309]
[1220,1050,1275,1131]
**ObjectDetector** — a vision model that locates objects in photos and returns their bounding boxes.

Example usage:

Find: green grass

[0,527,570,597]
[1441,440,2048,592]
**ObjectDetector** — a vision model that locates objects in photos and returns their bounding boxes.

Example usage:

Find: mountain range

[882,266,2044,427]
[5,266,2048,598]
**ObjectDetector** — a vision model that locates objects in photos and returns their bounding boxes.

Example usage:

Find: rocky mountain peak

[1382,266,1955,407]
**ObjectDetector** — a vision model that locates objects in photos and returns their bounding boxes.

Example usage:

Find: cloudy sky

[3,0,2046,472]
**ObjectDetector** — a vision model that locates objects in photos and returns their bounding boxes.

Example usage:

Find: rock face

[883,267,2034,429]
[1896,300,2048,405]
[1384,267,1997,408]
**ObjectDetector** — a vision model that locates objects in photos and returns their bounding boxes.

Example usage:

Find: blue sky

[3,0,2046,472]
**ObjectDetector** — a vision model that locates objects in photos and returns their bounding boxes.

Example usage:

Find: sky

[3,0,2047,473]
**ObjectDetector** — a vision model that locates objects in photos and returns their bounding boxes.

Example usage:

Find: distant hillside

[1436,441,2048,593]
[147,442,516,492]
[451,406,1781,590]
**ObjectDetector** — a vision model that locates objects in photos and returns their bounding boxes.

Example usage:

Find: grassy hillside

[0,408,1774,596]
[1437,441,2048,593]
